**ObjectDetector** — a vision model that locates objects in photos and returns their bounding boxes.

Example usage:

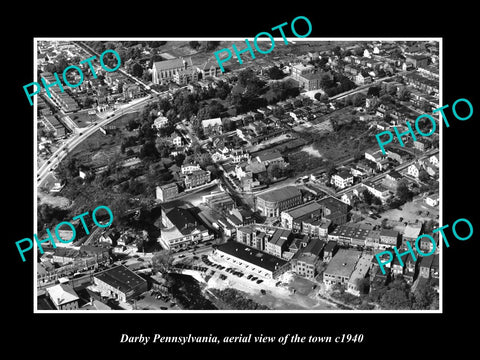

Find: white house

[407,163,420,178]
[425,194,439,207]
[331,170,354,189]
[429,154,439,167]
[181,163,201,174]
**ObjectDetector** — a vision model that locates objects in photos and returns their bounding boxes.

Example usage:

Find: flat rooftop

[94,265,146,294]
[324,248,362,278]
[217,241,288,273]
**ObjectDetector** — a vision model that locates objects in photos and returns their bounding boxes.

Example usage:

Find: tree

[174,153,186,167]
[324,160,336,178]
[396,181,413,203]
[363,190,374,205]
[131,62,144,78]
[268,164,283,179]
[139,141,159,160]
[372,195,382,206]
[266,65,285,80]
[397,86,410,101]
[83,96,94,108]
[379,277,413,310]
[109,195,132,229]
[355,278,370,295]
[142,71,152,83]
[150,41,167,48]
[351,93,366,107]
[418,169,430,182]
[332,46,342,56]
[189,41,200,50]
[205,41,220,51]
[152,250,173,274]
[320,74,334,89]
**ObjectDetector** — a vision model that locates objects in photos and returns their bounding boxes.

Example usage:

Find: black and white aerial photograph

[34,38,442,312]
[7,3,480,355]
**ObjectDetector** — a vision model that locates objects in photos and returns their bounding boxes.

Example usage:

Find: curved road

[37,96,152,186]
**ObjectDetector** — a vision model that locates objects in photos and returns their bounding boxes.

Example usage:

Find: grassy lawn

[69,112,141,162]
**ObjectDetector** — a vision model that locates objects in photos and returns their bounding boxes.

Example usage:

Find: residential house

[408,163,421,178]
[425,194,439,207]
[419,255,434,279]
[201,118,223,137]
[99,229,120,246]
[45,284,79,310]
[331,170,354,189]
[429,154,439,167]
[363,181,391,203]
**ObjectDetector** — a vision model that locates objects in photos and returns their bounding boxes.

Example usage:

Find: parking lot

[135,291,180,310]
[201,255,265,285]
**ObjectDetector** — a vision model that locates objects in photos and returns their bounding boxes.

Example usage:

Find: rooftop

[216,241,288,272]
[153,57,192,72]
[317,196,348,213]
[257,186,302,203]
[404,223,423,239]
[94,265,146,294]
[164,207,206,236]
[303,238,326,257]
[324,248,362,278]
[380,229,399,238]
[46,283,79,306]
[330,224,371,241]
[283,202,322,220]
[201,117,222,128]
[324,241,337,252]
[257,150,283,163]
[349,252,374,286]
[269,229,292,247]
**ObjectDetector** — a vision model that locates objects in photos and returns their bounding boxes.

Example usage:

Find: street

[37,95,152,186]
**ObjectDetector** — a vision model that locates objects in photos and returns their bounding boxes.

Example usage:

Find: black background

[5,4,478,355]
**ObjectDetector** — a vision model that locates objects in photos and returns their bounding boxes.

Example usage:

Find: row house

[404,72,439,96]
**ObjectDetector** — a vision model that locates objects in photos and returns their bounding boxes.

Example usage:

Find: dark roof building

[215,241,289,279]
[93,265,148,302]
